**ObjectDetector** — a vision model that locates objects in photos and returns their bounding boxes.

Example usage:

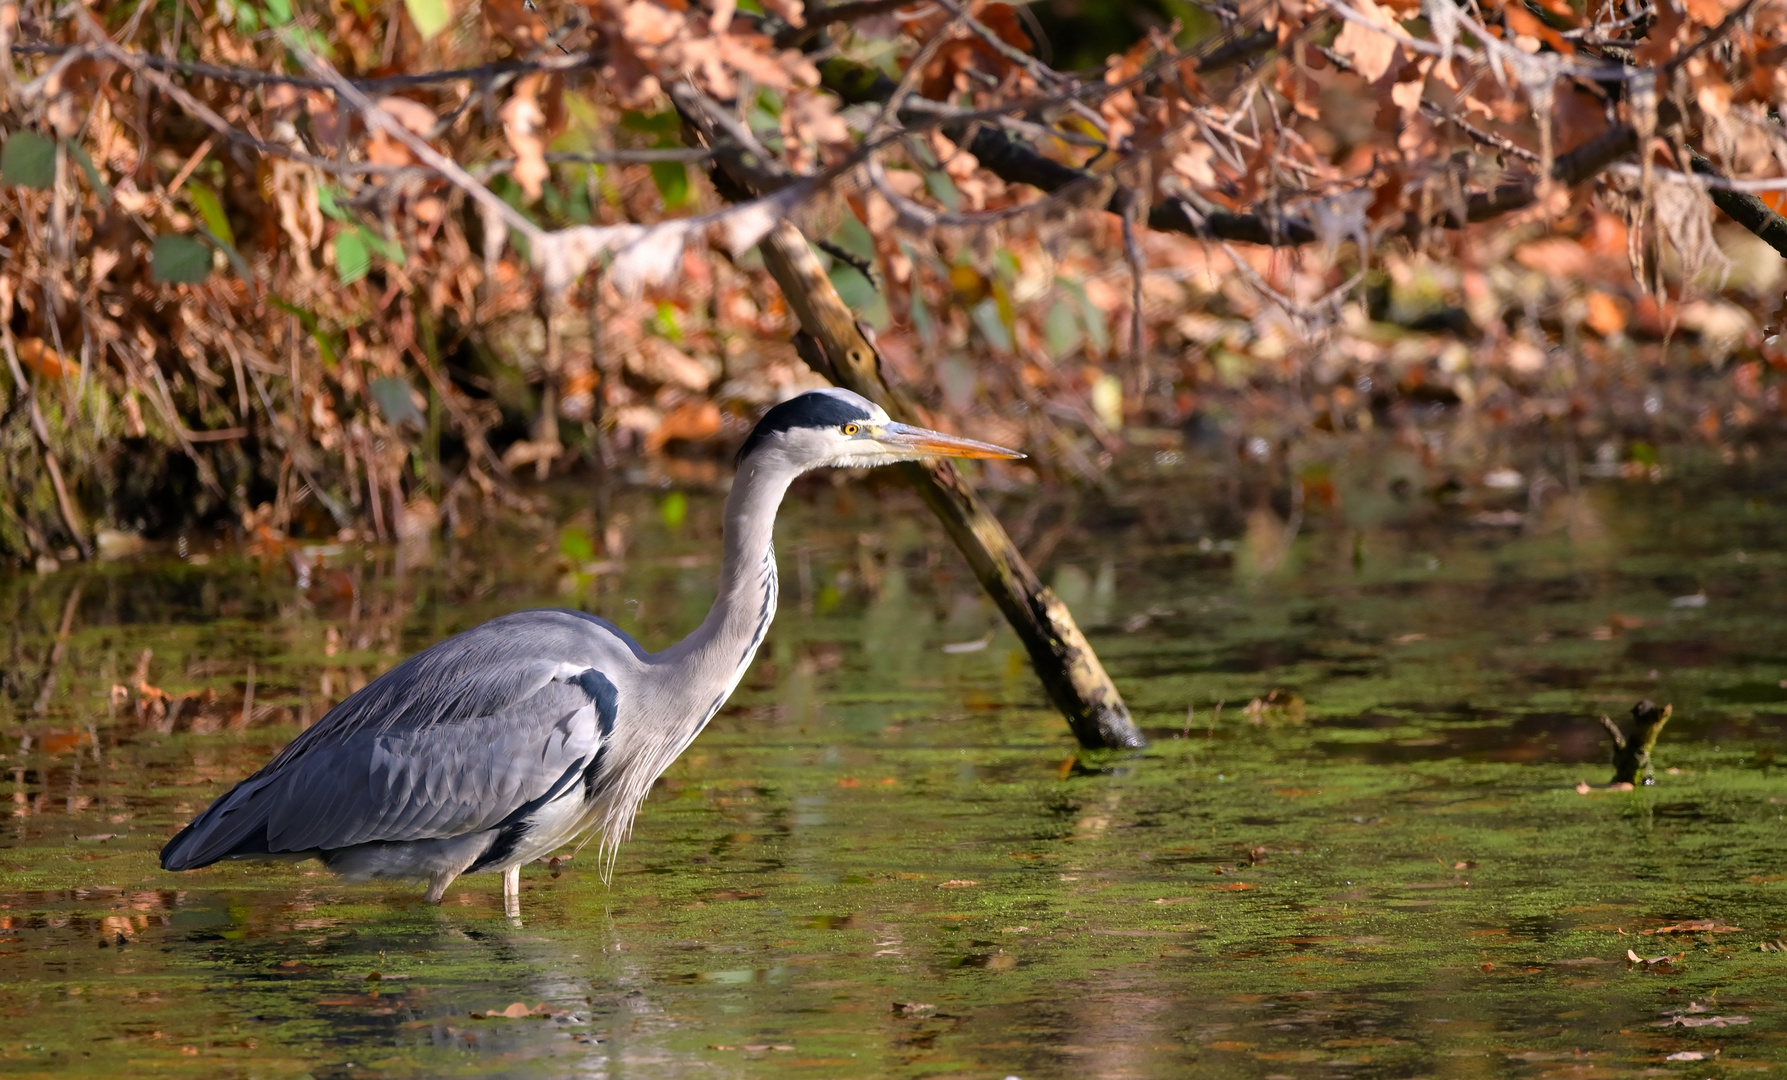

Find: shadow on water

[4,437,1787,1078]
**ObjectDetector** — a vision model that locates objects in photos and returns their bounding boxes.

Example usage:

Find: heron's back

[160,609,644,872]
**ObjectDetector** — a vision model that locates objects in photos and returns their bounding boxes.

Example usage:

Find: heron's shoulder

[467,608,647,664]
[261,610,636,763]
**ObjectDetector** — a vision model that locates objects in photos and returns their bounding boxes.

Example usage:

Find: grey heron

[160,388,1021,911]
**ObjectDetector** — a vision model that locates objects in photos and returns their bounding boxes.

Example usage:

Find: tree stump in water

[1599,700,1673,785]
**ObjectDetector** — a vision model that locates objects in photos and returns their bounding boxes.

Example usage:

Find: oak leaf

[1332,0,1402,83]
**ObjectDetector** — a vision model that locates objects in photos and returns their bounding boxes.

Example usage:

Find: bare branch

[288,44,548,245]
[12,39,601,91]
[774,0,917,48]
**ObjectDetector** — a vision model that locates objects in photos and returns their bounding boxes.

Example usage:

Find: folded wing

[161,610,628,870]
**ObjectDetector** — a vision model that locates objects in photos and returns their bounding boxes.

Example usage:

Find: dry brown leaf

[646,400,723,451]
[482,0,547,50]
[621,0,685,48]
[1332,0,1402,83]
[17,337,70,378]
[499,74,549,201]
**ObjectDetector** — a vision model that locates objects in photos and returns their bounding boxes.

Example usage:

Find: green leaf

[269,296,319,333]
[368,376,425,428]
[620,110,682,136]
[263,0,292,24]
[1062,278,1109,355]
[1043,299,1083,359]
[970,297,1012,354]
[830,265,876,311]
[356,225,405,265]
[186,182,234,249]
[205,229,254,286]
[402,0,451,39]
[2,131,56,190]
[652,301,683,343]
[271,297,340,367]
[559,525,594,563]
[659,491,688,533]
[316,184,350,222]
[909,288,934,346]
[66,141,110,200]
[650,161,690,209]
[334,231,369,285]
[151,235,212,284]
[924,171,961,213]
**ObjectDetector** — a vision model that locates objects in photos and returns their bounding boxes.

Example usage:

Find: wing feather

[161,610,632,870]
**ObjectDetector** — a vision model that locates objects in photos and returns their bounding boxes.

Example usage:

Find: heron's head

[736,388,1024,472]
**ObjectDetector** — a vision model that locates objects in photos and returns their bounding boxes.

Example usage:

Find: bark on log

[669,82,1144,749]
[756,222,1145,749]
[1691,154,1787,259]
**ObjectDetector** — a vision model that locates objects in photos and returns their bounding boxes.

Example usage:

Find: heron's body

[160,389,1018,908]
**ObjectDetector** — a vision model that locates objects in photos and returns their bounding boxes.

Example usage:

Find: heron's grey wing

[161,610,629,870]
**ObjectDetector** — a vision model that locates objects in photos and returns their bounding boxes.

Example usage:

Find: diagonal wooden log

[756,222,1144,748]
[1691,154,1787,258]
[666,82,1143,749]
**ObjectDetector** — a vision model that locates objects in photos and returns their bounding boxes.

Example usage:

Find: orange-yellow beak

[875,422,1025,460]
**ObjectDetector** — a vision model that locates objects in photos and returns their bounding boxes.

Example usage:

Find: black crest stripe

[736,391,873,461]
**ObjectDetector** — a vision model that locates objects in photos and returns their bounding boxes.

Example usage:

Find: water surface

[3,439,1785,1078]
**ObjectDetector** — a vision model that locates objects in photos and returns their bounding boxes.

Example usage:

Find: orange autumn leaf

[1584,291,1629,337]
[1332,0,1402,83]
[499,73,549,201]
[16,336,70,378]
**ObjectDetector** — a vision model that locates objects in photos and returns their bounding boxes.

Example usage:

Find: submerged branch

[1600,700,1674,786]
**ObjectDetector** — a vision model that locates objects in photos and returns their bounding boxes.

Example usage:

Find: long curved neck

[657,455,797,705]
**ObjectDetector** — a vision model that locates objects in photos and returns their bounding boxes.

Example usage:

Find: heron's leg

[424,868,459,904]
[503,865,521,919]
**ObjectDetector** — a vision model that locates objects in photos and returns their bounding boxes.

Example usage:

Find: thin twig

[12,39,601,91]
[287,43,547,245]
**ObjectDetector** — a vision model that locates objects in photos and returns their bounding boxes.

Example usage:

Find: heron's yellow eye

[842,423,859,436]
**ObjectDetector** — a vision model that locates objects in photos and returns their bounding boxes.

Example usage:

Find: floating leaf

[403,0,452,39]
[151,235,212,284]
[2,130,56,190]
